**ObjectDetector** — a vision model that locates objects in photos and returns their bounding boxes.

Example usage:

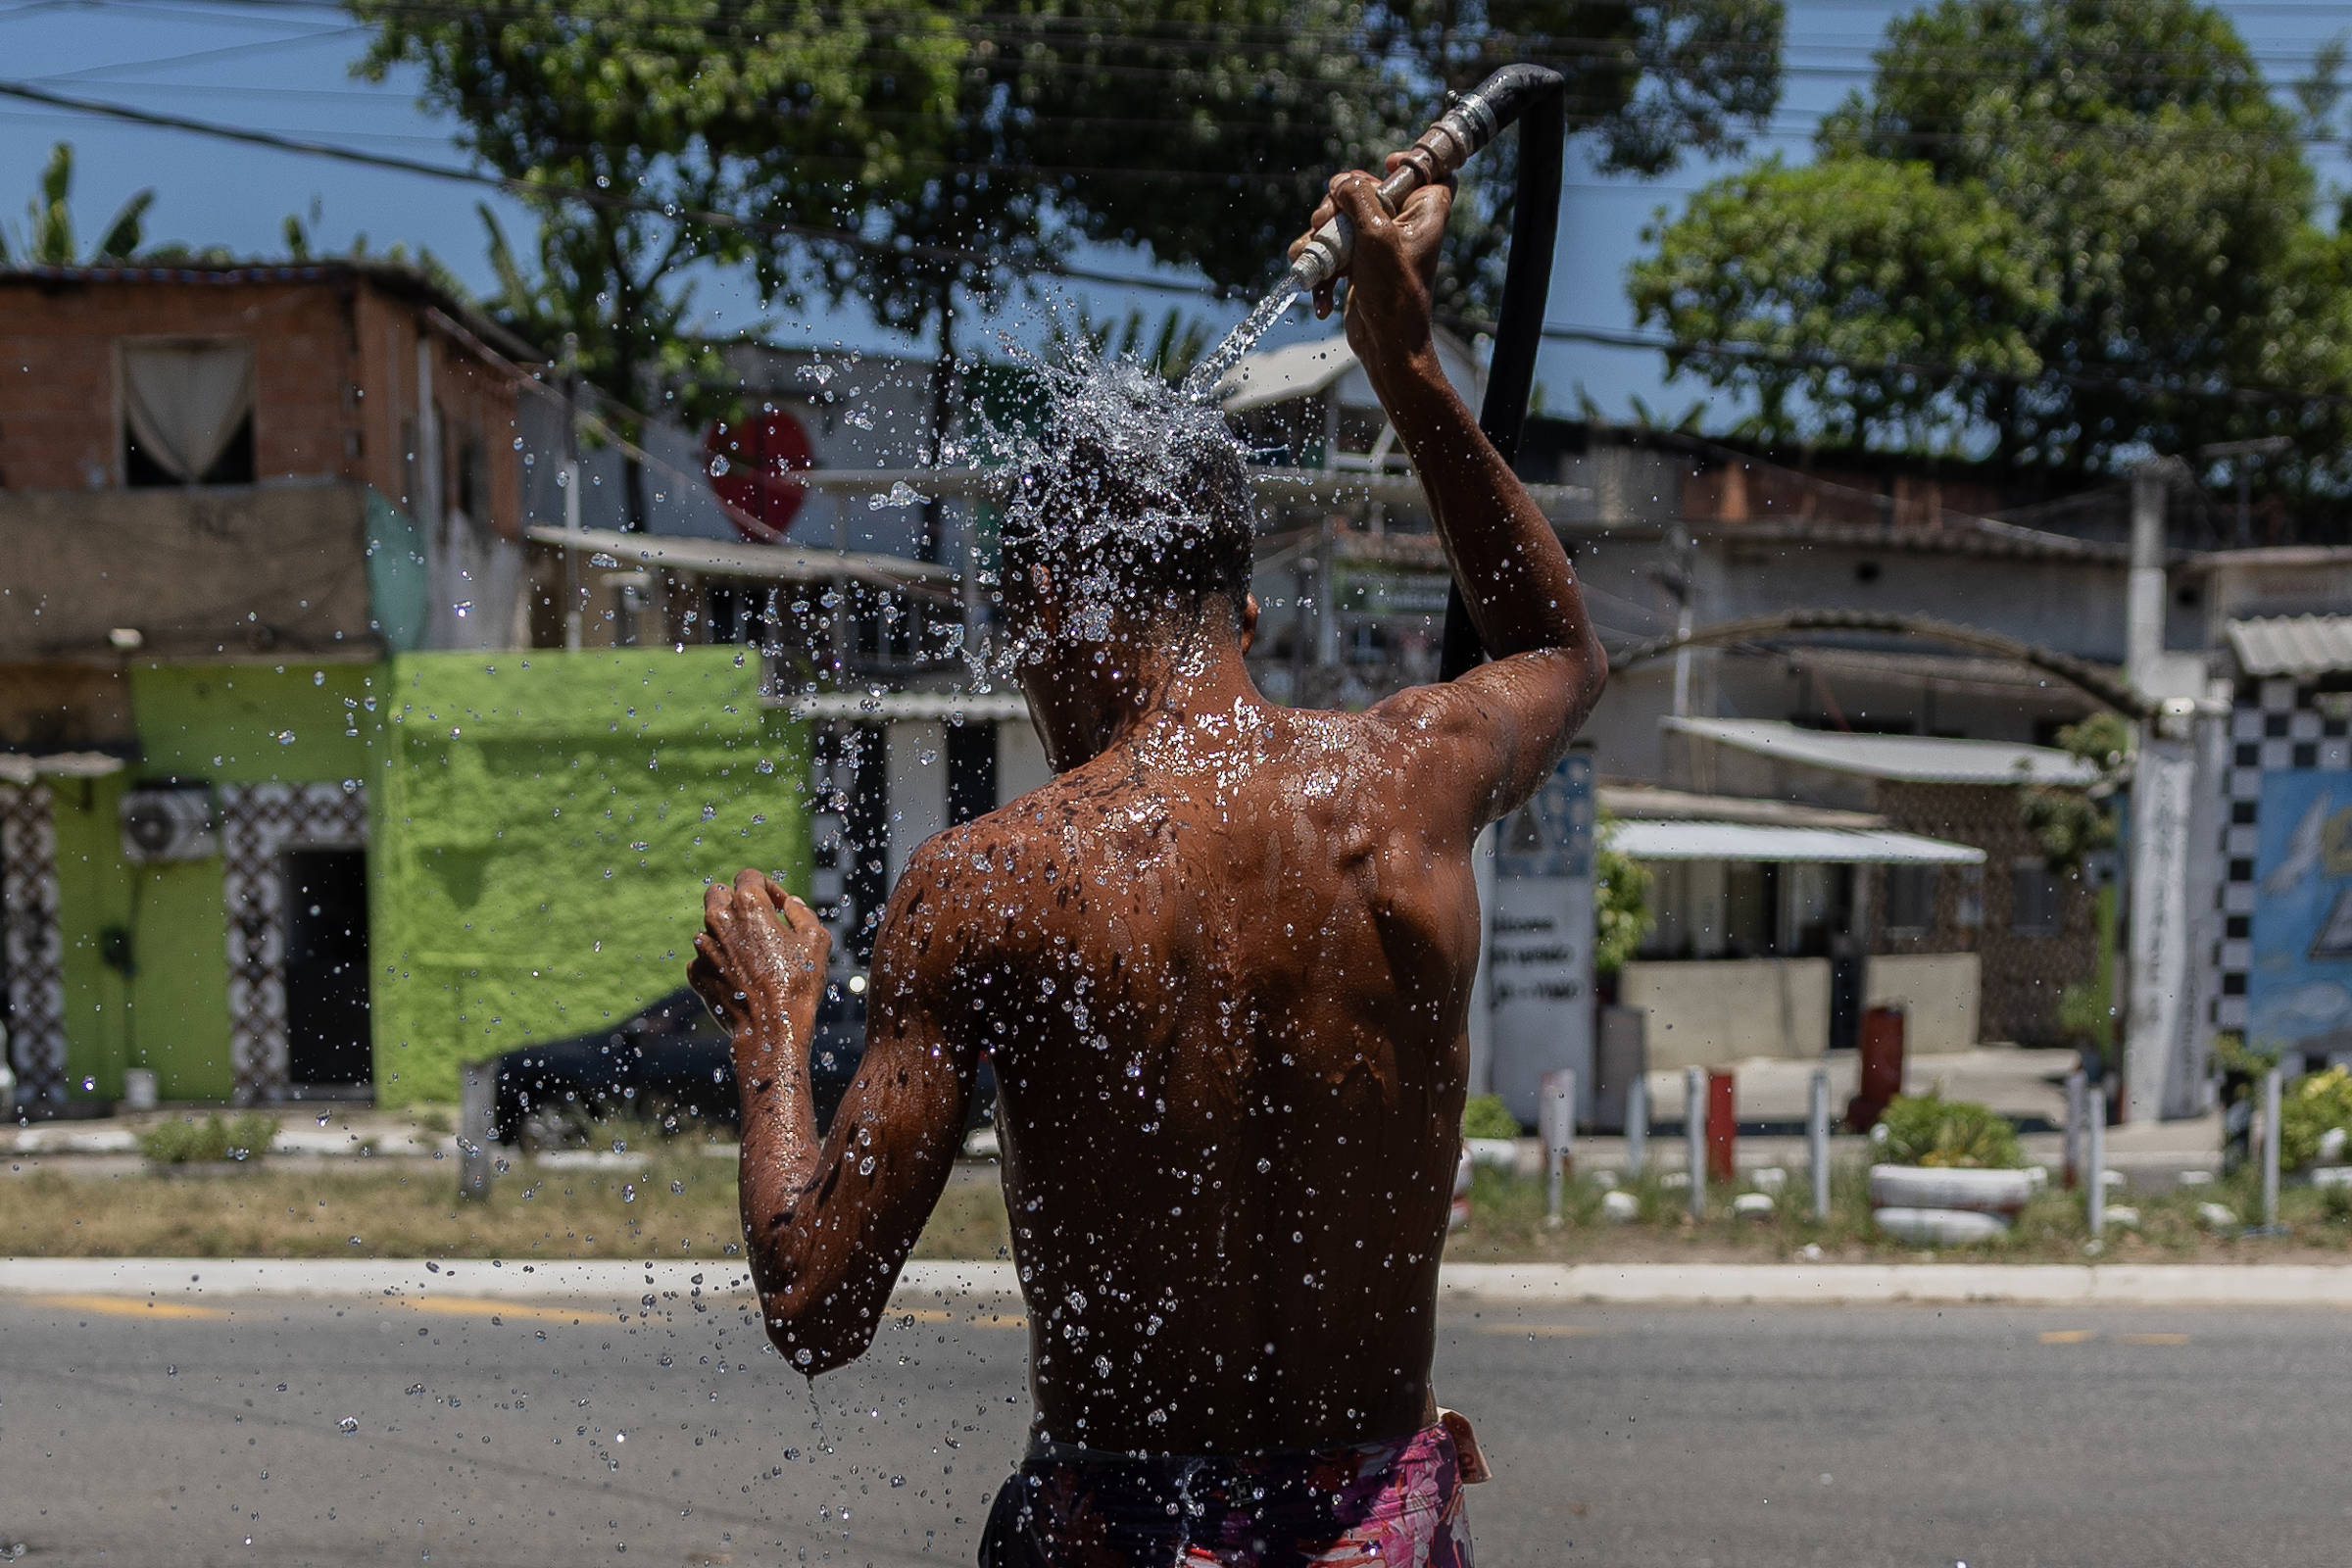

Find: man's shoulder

[895,792,1086,911]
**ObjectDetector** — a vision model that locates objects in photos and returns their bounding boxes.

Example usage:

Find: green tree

[354,0,959,526]
[0,142,152,266]
[354,0,1788,541]
[1629,0,2352,477]
[1593,814,1654,977]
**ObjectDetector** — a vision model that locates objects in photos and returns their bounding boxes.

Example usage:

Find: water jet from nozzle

[1179,64,1565,406]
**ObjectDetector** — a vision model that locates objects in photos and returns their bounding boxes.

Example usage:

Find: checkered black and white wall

[2218,676,2352,1052]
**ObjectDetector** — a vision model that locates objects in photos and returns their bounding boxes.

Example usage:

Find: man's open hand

[690,868,830,1056]
[1289,154,1452,390]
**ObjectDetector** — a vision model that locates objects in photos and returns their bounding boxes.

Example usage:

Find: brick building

[0,265,817,1113]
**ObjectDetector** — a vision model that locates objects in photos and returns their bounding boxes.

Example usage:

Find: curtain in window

[122,340,255,482]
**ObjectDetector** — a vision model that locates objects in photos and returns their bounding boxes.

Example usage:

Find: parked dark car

[489,977,994,1148]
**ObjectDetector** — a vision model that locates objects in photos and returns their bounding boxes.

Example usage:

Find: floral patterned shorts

[978,1418,1478,1568]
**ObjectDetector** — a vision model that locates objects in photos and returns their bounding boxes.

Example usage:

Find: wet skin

[691,167,1605,1455]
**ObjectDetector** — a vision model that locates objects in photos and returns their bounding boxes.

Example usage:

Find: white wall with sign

[1486,748,1597,1128]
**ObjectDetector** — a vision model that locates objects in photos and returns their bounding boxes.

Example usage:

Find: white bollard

[1625,1075,1648,1177]
[1808,1065,1832,1221]
[1541,1069,1577,1227]
[458,1058,498,1201]
[2063,1069,2086,1190]
[2086,1079,2107,1236]
[2263,1065,2283,1232]
[1685,1065,1706,1220]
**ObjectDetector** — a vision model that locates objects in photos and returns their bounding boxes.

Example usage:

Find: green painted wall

[368,649,808,1105]
[47,663,384,1103]
[40,654,800,1106]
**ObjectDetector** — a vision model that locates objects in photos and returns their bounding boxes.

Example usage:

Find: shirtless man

[690,165,1605,1566]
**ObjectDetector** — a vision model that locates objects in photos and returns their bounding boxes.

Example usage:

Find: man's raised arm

[1299,167,1608,824]
[691,863,976,1375]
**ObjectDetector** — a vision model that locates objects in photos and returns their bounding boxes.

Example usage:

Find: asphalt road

[3,1289,2347,1567]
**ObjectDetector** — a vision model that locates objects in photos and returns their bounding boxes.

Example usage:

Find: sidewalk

[5,1257,2349,1307]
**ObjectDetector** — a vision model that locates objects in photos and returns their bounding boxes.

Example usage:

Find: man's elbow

[1568,632,1609,725]
[759,1294,876,1377]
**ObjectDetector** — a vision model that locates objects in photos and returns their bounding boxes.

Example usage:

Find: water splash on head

[992,350,1256,662]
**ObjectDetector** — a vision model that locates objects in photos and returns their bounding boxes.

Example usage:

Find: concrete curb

[7,1258,2352,1306]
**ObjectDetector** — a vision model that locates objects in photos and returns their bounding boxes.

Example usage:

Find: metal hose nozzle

[1287,64,1565,296]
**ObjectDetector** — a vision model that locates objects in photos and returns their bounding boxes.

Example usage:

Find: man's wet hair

[1000,362,1255,630]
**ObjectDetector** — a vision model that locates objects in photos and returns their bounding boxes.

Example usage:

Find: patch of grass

[3,1150,1010,1261]
[1874,1092,2025,1168]
[1445,1161,2352,1263]
[136,1112,281,1165]
[12,1148,2350,1263]
[1460,1095,1522,1142]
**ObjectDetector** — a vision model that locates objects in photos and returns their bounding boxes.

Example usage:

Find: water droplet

[868,479,928,511]
[337,1416,358,1434]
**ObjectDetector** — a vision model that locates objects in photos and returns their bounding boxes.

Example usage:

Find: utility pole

[562,336,584,653]
[2123,460,2226,1122]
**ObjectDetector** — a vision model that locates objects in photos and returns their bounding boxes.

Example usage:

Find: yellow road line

[386,1296,599,1324]
[2038,1329,2097,1344]
[28,1294,230,1321]
[2114,1332,2190,1346]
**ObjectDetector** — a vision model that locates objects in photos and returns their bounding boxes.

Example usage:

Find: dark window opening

[1884,864,1938,934]
[283,849,371,1088]
[2010,858,2064,935]
[947,723,997,825]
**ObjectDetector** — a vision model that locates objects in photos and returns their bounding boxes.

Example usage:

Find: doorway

[282,849,370,1090]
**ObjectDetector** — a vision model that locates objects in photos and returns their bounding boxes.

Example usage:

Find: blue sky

[4,0,2349,425]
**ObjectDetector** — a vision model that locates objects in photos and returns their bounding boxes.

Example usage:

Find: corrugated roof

[1699,516,2132,564]
[0,261,544,365]
[774,691,1031,721]
[1596,782,1886,830]
[1664,716,2101,786]
[1610,820,1984,865]
[1212,327,1484,415]
[0,752,126,785]
[2227,615,2352,678]
[526,525,954,593]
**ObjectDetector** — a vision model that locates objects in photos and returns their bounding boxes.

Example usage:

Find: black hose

[1438,66,1565,682]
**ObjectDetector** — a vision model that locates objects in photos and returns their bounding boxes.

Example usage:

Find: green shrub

[2280,1067,2352,1172]
[1873,1093,2024,1169]
[138,1112,280,1165]
[1461,1094,1522,1141]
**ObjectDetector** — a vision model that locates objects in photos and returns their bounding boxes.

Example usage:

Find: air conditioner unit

[121,786,218,862]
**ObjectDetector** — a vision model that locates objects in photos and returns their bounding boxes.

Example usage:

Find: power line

[0,74,1248,296]
[11,61,2352,414]
[1514,318,2352,410]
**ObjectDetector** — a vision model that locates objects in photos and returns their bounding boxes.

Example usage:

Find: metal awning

[1209,328,1486,415]
[1663,716,2100,786]
[2228,615,2352,678]
[525,525,956,592]
[773,691,1032,721]
[788,466,1590,516]
[1611,819,1985,865]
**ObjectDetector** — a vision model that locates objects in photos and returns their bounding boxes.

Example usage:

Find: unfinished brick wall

[0,269,522,538]
[1871,779,2098,1046]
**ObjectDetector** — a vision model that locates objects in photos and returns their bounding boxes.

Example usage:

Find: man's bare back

[905,690,1496,1451]
[691,162,1604,1553]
